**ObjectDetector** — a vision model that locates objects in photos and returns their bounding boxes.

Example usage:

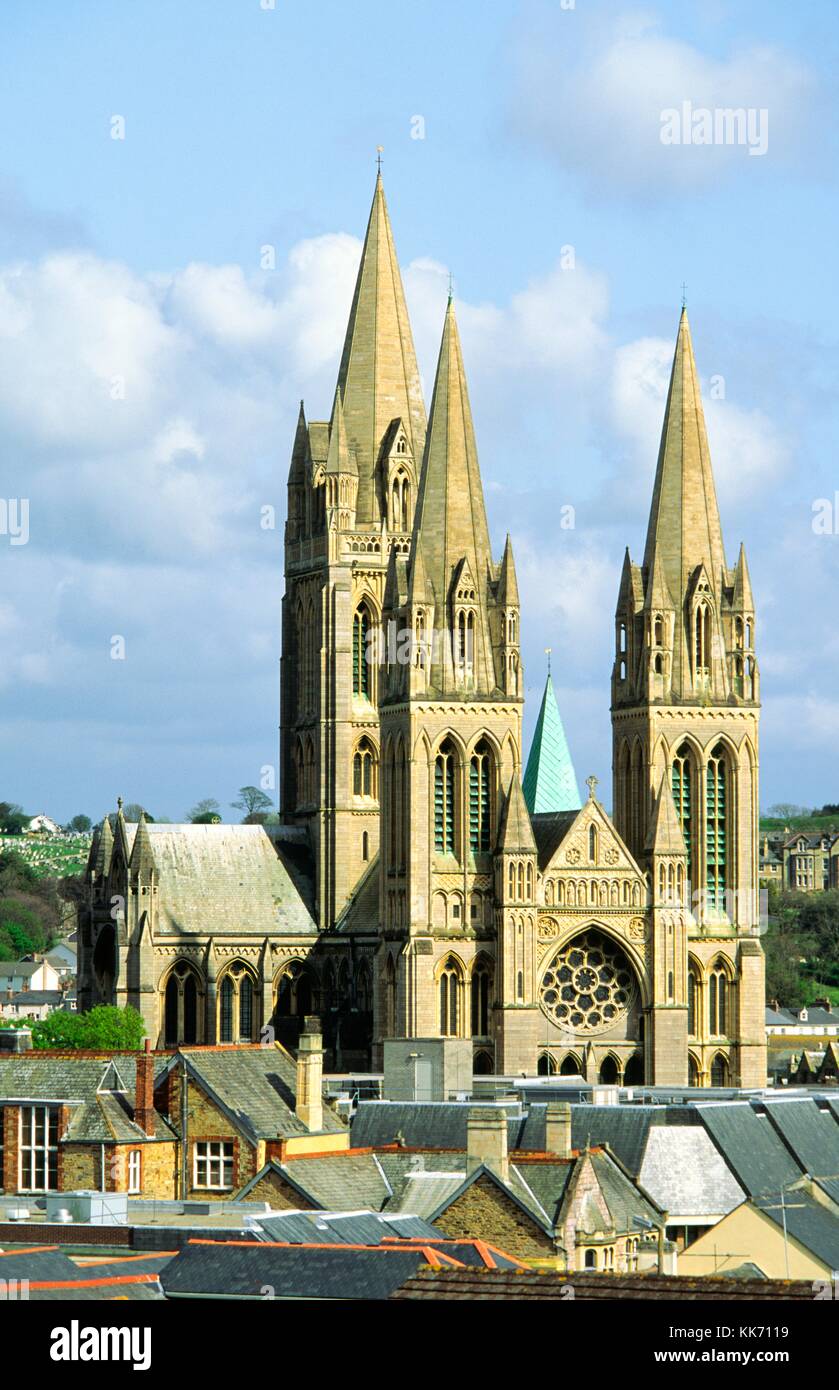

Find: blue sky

[0,0,837,822]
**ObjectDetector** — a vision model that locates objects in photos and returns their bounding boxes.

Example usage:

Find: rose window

[540,929,635,1034]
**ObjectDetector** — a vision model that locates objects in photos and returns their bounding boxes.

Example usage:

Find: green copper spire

[522,673,581,814]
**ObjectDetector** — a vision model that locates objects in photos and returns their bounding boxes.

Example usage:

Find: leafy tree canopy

[31,1005,146,1051]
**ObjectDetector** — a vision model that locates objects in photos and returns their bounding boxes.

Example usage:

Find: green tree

[68,814,92,832]
[31,1005,145,1051]
[187,798,222,824]
[231,786,273,824]
[0,803,28,836]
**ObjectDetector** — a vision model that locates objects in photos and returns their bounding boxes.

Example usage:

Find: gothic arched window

[672,744,693,884]
[469,741,492,853]
[163,962,202,1046]
[706,745,728,910]
[352,603,372,700]
[710,1052,730,1087]
[709,961,729,1036]
[353,736,378,799]
[471,958,492,1036]
[218,961,257,1043]
[439,957,462,1036]
[434,740,457,855]
[687,964,700,1037]
[694,602,711,680]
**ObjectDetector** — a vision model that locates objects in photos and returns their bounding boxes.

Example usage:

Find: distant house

[0,960,60,995]
[26,815,62,835]
[1,990,66,1021]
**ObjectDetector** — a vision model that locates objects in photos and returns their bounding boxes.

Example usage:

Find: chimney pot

[133,1041,156,1138]
[545,1101,573,1159]
[296,1015,323,1133]
[467,1106,509,1182]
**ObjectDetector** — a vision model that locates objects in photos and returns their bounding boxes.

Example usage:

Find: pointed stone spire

[498,773,537,855]
[643,310,726,602]
[645,775,687,856]
[336,173,426,524]
[497,534,520,607]
[522,674,581,815]
[731,542,754,611]
[413,299,493,604]
[93,815,114,876]
[325,387,355,475]
[287,400,308,485]
[412,298,497,693]
[129,812,156,876]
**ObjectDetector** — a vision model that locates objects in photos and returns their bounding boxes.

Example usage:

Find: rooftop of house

[391,1268,819,1301]
[159,1235,522,1300]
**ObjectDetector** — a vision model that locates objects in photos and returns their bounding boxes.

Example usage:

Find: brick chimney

[545,1101,572,1158]
[467,1107,508,1182]
[133,1037,156,1137]
[295,1016,323,1132]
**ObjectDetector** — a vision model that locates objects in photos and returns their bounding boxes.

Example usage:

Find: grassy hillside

[0,833,91,879]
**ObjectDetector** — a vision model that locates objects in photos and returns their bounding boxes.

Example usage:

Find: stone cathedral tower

[611,309,765,1087]
[377,298,526,1066]
[280,173,426,928]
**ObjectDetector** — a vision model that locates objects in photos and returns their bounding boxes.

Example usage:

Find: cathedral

[78,172,766,1088]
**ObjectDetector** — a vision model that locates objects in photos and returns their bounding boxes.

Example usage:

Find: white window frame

[127,1148,142,1194]
[19,1105,59,1192]
[193,1140,234,1190]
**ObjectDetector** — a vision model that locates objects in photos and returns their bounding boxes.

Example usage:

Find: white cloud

[509,9,817,197]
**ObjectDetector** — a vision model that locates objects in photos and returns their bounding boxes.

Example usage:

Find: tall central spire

[336,173,426,525]
[643,309,726,602]
[413,298,493,603]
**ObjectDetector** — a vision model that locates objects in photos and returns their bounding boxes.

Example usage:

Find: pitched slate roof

[385,1171,469,1219]
[522,675,581,815]
[0,1246,79,1282]
[178,1046,346,1141]
[64,1092,176,1144]
[254,1210,440,1245]
[754,1191,839,1271]
[352,1101,517,1151]
[569,1106,667,1176]
[122,823,316,936]
[161,1240,462,1301]
[697,1104,803,1196]
[270,1152,390,1210]
[0,1053,169,1104]
[638,1125,745,1218]
[528,811,579,872]
[761,1098,839,1178]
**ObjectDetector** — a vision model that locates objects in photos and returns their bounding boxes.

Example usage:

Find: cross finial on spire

[681,281,687,309]
[376,145,383,174]
[545,646,552,676]
[447,270,454,303]
[586,775,598,800]
[117,796,123,811]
